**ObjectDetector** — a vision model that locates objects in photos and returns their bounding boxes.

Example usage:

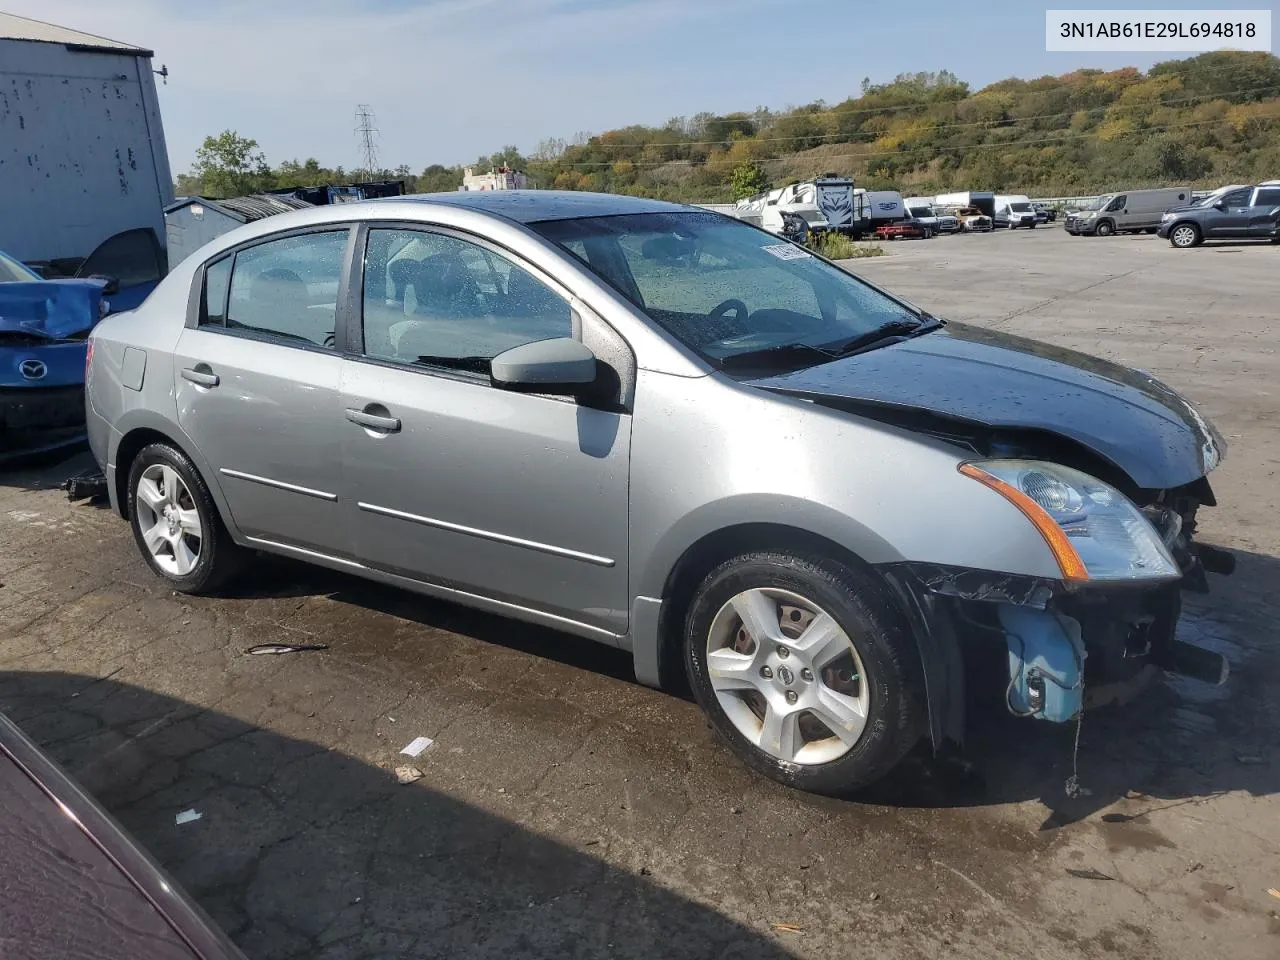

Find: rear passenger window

[1254,188,1280,207]
[223,230,348,348]
[201,256,232,326]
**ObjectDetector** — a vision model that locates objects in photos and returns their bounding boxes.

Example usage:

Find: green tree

[190,130,274,197]
[729,160,769,199]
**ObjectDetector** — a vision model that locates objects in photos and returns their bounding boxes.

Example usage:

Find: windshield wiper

[822,315,941,358]
[715,341,838,371]
[416,355,491,373]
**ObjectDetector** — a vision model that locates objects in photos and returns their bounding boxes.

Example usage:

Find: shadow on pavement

[0,671,797,960]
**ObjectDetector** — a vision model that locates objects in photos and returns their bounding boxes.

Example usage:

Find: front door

[1207,187,1254,237]
[1247,187,1280,238]
[339,225,632,634]
[173,227,353,556]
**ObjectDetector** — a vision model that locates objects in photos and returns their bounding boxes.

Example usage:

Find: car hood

[0,279,105,340]
[748,322,1224,490]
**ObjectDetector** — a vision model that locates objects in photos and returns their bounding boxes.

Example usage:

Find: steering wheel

[708,298,748,322]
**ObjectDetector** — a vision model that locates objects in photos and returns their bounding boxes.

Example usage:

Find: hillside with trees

[178,51,1280,202]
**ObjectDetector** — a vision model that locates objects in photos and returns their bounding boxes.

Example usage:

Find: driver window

[1107,195,1126,212]
[1222,189,1251,207]
[361,228,572,369]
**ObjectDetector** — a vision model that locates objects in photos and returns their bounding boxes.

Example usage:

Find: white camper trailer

[734,177,869,238]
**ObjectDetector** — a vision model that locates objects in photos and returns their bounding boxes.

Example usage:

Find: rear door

[338,224,633,634]
[172,226,355,556]
[1247,187,1280,237]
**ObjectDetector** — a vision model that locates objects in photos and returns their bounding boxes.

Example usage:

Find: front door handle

[181,366,219,388]
[345,406,401,433]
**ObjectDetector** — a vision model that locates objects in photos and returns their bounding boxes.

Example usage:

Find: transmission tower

[354,104,380,181]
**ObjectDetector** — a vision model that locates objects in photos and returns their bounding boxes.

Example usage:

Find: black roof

[397,190,689,224]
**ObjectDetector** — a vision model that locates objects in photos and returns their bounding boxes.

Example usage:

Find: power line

[355,104,380,182]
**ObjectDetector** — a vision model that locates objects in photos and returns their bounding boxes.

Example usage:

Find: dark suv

[1158,184,1280,248]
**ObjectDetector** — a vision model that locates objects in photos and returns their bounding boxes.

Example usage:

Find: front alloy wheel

[685,551,924,794]
[1170,224,1200,248]
[706,587,870,765]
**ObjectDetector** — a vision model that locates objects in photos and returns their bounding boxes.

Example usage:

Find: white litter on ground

[395,765,424,784]
[400,736,434,757]
[175,809,202,825]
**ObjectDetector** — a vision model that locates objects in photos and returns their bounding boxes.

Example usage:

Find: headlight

[1161,212,1175,220]
[959,460,1179,583]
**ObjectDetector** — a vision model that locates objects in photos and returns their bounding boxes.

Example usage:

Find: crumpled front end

[879,478,1232,747]
[1,280,105,460]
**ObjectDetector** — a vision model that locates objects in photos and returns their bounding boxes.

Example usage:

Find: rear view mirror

[490,337,597,395]
[641,235,694,264]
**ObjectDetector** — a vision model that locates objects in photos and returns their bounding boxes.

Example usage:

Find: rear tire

[1169,223,1201,248]
[1095,220,1115,237]
[685,551,925,795]
[127,442,245,594]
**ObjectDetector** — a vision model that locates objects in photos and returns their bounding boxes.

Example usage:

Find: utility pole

[354,104,380,182]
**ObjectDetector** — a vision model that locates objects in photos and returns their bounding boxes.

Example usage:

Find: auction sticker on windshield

[762,243,812,261]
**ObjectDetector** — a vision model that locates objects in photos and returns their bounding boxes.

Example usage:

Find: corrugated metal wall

[165,204,241,269]
[0,39,172,263]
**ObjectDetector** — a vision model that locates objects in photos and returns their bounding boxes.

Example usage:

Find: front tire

[1095,220,1115,237]
[684,551,924,794]
[1169,223,1201,248]
[127,442,245,594]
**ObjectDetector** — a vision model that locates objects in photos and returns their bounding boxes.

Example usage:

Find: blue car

[2,238,163,461]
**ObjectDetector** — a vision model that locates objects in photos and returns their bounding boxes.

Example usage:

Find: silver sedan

[86,191,1230,793]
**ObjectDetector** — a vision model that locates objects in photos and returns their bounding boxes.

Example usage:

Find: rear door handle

[181,366,219,388]
[345,407,401,432]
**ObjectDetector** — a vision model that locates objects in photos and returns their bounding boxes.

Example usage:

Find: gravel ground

[1,225,1277,959]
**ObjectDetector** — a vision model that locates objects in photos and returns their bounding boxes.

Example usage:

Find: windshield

[907,206,933,218]
[532,212,922,365]
[1084,196,1110,211]
[1010,202,1032,212]
[0,251,40,283]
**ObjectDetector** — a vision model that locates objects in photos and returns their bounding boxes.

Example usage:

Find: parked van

[1064,187,1192,236]
[994,195,1037,229]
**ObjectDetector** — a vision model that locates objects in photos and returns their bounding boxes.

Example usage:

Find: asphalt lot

[2,225,1278,959]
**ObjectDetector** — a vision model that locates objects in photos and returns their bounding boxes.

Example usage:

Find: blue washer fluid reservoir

[997,604,1086,722]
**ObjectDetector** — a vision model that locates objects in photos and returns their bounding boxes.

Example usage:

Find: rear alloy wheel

[1095,220,1115,237]
[128,443,244,593]
[685,552,924,794]
[1170,223,1201,248]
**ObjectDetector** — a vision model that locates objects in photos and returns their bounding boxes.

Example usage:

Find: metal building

[164,195,315,268]
[0,13,173,271]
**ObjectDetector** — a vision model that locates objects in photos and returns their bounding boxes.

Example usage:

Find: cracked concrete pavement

[2,227,1278,958]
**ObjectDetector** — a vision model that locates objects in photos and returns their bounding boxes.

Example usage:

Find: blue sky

[7,1,1255,175]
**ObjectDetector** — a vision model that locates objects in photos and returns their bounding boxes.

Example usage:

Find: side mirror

[1212,201,1225,211]
[88,274,120,295]
[490,337,597,395]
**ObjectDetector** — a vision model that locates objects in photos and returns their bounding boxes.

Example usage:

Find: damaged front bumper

[880,531,1233,748]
